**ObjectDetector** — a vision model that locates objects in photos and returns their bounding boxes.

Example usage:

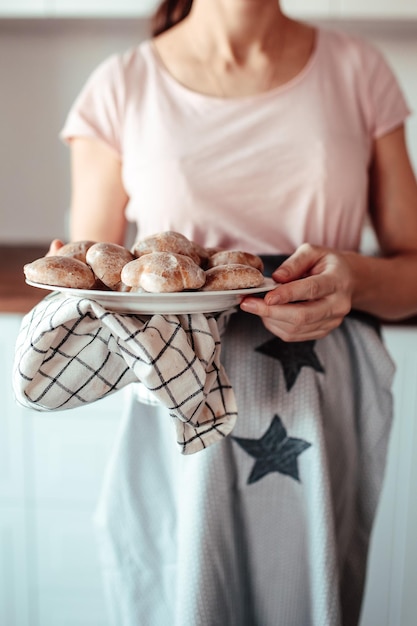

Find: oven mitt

[13,291,237,454]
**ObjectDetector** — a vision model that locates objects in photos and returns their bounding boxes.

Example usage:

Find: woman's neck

[182,0,287,63]
[152,1,315,98]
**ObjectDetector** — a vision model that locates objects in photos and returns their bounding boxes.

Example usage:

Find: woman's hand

[46,239,65,256]
[240,243,354,342]
[241,125,417,335]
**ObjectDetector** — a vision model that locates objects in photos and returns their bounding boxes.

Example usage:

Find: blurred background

[1,2,417,625]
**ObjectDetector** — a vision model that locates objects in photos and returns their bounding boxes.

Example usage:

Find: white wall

[0,18,417,244]
[0,18,150,244]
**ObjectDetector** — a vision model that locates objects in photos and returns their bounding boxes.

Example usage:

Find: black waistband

[259,255,289,278]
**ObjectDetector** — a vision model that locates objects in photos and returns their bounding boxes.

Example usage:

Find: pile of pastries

[24,231,266,293]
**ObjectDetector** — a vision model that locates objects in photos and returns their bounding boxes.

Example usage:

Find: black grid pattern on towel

[13,292,237,454]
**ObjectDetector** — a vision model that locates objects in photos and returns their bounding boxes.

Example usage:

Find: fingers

[242,297,335,328]
[261,302,342,342]
[46,239,65,256]
[241,244,355,341]
[263,319,334,342]
[264,275,332,306]
[241,297,348,342]
[272,243,324,283]
[242,268,338,309]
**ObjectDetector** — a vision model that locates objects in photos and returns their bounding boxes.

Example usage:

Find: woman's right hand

[46,239,65,256]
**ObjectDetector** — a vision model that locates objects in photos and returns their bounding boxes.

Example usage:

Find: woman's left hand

[240,243,354,342]
[46,239,65,256]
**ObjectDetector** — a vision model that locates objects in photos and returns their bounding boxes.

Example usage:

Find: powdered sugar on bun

[24,234,267,295]
[202,264,264,291]
[56,240,96,264]
[121,252,206,293]
[24,256,96,290]
[131,231,202,266]
[207,250,264,273]
[86,242,134,291]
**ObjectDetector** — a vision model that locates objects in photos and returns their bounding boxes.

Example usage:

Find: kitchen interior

[1,1,417,625]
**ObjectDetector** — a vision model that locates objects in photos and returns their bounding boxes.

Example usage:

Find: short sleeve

[60,53,126,157]
[360,40,411,139]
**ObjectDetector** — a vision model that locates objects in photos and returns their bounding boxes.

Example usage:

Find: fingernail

[240,299,259,313]
[272,268,288,280]
[265,293,280,305]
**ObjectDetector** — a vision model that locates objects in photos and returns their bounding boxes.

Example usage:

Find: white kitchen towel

[13,291,237,454]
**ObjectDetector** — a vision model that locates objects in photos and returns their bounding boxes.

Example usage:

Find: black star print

[256,337,325,391]
[233,414,311,484]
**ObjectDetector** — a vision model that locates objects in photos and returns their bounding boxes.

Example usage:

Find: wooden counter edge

[0,244,48,314]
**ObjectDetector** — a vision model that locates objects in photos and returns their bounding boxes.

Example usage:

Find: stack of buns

[24,231,265,293]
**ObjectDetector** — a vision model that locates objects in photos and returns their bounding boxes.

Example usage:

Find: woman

[27,0,417,624]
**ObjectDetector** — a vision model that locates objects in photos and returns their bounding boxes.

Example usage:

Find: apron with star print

[92,268,395,626]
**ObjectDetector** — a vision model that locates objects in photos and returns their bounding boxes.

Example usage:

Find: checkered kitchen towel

[13,292,237,454]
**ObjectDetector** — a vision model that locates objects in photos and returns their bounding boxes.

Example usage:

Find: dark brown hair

[151,0,193,37]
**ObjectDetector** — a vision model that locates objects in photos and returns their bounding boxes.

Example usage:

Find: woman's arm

[344,125,417,319]
[241,125,417,340]
[68,137,130,244]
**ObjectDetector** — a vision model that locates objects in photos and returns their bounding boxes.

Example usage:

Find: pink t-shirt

[61,27,410,254]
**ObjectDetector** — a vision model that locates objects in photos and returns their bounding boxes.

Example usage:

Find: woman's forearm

[344,250,417,321]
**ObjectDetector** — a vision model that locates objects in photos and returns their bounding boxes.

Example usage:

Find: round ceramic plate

[26,277,276,314]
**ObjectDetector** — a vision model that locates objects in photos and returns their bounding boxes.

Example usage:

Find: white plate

[26,278,276,314]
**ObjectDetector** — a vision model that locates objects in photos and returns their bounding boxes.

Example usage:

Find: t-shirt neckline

[147,28,321,104]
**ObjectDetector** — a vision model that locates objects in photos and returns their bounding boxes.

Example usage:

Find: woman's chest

[120,85,371,250]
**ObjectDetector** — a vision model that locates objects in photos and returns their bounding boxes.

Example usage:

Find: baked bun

[86,242,135,291]
[207,250,264,273]
[131,231,202,266]
[24,256,96,289]
[55,240,96,264]
[121,251,206,293]
[202,264,264,291]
